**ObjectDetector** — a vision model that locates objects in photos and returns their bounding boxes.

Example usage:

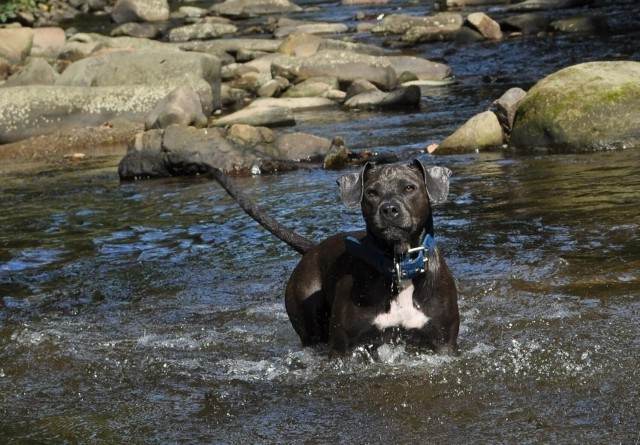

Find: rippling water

[2,0,640,443]
[1,148,638,444]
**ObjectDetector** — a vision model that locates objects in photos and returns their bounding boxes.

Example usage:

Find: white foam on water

[245,303,289,321]
[136,331,221,351]
[11,327,65,346]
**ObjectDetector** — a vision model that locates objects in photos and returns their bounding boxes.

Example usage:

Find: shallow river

[2,0,640,444]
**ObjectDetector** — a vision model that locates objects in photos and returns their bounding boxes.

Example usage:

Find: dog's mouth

[374,226,413,255]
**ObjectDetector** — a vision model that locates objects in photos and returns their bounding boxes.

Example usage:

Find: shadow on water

[2,0,640,443]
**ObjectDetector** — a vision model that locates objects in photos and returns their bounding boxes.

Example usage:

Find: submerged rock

[323,136,350,170]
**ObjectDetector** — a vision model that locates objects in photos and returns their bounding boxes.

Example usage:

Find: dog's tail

[206,165,316,255]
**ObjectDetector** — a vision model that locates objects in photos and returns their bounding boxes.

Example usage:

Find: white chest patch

[373,282,430,330]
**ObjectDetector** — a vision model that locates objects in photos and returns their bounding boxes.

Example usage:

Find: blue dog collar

[344,233,436,288]
[396,234,436,280]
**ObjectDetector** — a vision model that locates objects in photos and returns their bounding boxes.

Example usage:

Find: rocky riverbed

[0,0,639,175]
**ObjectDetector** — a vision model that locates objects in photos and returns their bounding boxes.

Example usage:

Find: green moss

[0,0,39,22]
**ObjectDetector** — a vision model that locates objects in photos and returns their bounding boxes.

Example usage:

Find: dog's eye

[404,185,416,193]
[366,189,378,198]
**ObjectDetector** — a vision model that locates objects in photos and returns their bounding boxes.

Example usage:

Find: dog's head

[337,160,451,254]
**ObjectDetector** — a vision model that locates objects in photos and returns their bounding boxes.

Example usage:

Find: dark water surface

[2,0,640,444]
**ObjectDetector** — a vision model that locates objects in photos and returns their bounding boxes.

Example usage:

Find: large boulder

[56,48,221,112]
[510,61,640,151]
[0,80,211,144]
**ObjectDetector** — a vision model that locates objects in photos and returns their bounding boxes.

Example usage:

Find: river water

[1,1,640,444]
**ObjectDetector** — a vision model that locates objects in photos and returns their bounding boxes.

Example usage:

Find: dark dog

[209,160,459,357]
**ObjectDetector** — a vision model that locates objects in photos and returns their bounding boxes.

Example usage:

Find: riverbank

[1,0,639,173]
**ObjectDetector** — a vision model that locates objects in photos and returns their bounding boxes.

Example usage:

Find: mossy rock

[510,61,640,152]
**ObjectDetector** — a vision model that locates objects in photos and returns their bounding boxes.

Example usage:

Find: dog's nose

[381,204,400,219]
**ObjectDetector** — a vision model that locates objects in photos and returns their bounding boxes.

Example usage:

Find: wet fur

[208,161,459,357]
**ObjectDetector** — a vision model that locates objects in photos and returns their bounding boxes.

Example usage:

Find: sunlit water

[1,148,638,444]
[2,0,640,443]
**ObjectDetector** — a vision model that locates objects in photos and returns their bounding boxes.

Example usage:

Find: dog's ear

[411,160,452,205]
[337,163,372,208]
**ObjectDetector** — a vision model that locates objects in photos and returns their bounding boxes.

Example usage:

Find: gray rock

[118,129,170,179]
[272,50,398,91]
[344,85,422,109]
[221,84,251,105]
[118,124,254,178]
[177,6,209,18]
[283,76,338,98]
[372,13,463,35]
[490,87,527,140]
[226,123,275,147]
[118,123,329,179]
[31,27,66,58]
[257,77,289,97]
[271,132,331,161]
[168,22,238,42]
[212,0,302,17]
[110,22,162,39]
[210,105,296,127]
[436,110,503,154]
[317,39,388,57]
[274,22,349,39]
[145,86,208,130]
[180,38,282,57]
[2,57,59,86]
[465,12,503,40]
[248,96,338,111]
[111,0,170,23]
[403,24,463,44]
[0,82,211,144]
[161,124,245,175]
[386,56,452,81]
[56,48,221,113]
[510,61,640,151]
[0,28,33,65]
